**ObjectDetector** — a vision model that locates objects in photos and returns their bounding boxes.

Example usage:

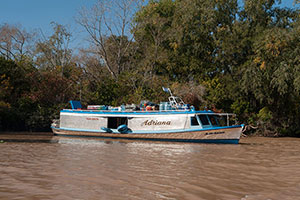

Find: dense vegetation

[0,0,299,136]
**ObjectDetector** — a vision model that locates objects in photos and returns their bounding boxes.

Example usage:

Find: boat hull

[52,126,243,144]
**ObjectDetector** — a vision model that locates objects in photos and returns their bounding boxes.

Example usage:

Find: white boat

[51,88,244,144]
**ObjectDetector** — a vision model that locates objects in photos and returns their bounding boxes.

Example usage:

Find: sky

[0,0,298,49]
[0,0,96,32]
[0,0,98,49]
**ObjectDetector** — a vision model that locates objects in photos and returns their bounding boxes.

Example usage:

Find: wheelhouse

[190,112,237,129]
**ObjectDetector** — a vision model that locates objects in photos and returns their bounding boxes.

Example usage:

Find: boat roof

[61,109,235,116]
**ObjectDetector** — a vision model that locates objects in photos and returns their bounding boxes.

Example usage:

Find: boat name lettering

[205,131,225,135]
[86,117,99,120]
[142,120,171,126]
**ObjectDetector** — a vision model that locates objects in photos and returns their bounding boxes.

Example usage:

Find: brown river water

[1,135,300,200]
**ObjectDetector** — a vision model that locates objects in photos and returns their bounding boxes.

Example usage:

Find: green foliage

[231,99,250,117]
[1,1,300,136]
[258,107,272,122]
[0,57,34,130]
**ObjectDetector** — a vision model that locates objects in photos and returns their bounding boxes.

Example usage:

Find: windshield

[197,114,237,127]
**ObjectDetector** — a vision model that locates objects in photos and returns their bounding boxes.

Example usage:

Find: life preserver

[117,124,129,134]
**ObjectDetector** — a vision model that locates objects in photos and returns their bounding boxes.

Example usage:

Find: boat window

[107,117,128,129]
[190,116,199,126]
[208,115,218,126]
[198,115,210,126]
[217,116,227,126]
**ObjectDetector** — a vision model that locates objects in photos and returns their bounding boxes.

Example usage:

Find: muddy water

[1,136,300,200]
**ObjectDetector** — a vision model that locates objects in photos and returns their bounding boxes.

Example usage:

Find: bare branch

[76,0,144,79]
[0,24,34,61]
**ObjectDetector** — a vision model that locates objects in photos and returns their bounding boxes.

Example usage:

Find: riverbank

[0,132,56,143]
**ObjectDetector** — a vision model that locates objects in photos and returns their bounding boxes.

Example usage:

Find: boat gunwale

[60,109,236,116]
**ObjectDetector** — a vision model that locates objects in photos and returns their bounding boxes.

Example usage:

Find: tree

[133,0,175,78]
[241,23,300,135]
[35,22,73,76]
[134,0,238,80]
[0,24,34,61]
[0,57,35,131]
[77,0,143,79]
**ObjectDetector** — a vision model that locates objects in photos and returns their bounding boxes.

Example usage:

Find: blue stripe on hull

[53,133,239,144]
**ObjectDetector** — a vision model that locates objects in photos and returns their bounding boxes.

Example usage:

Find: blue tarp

[70,100,82,109]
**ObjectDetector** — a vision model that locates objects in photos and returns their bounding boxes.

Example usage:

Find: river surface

[1,136,300,200]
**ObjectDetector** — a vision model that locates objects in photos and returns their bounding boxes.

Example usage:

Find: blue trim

[101,127,112,133]
[54,124,243,134]
[61,109,193,115]
[60,109,219,115]
[53,133,239,144]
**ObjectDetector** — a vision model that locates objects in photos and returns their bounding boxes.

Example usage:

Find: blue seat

[69,100,82,109]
